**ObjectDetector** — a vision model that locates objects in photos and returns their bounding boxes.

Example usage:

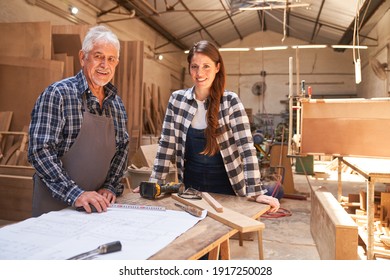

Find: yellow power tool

[139,181,184,200]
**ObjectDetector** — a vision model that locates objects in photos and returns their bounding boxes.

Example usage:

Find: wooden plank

[171,193,264,233]
[311,186,358,259]
[0,165,34,177]
[202,192,224,212]
[54,53,74,78]
[0,111,13,160]
[0,174,33,221]
[381,192,390,225]
[0,111,13,131]
[113,41,144,163]
[0,129,29,166]
[130,144,159,168]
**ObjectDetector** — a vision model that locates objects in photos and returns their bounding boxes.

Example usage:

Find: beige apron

[32,99,116,217]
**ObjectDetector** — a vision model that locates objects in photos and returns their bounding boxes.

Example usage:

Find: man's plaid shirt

[151,87,264,197]
[28,70,129,205]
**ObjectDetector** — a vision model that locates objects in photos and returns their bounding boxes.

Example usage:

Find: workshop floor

[230,160,389,260]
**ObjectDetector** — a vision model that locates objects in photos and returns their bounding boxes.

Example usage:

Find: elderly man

[28,25,129,216]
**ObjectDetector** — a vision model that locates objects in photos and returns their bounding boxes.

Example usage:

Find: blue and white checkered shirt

[28,70,129,205]
[150,87,264,197]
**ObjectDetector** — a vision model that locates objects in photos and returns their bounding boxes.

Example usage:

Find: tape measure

[109,203,166,211]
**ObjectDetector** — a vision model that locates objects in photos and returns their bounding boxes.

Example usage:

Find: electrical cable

[261,207,292,218]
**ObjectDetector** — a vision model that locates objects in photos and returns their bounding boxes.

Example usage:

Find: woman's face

[189,52,220,93]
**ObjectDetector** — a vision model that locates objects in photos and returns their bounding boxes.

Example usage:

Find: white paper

[0,207,205,260]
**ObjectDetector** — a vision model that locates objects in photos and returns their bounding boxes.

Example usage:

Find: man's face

[79,42,119,88]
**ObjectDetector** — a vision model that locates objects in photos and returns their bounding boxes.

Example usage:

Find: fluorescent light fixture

[292,45,327,49]
[331,45,368,49]
[219,48,250,52]
[239,3,310,11]
[254,46,288,51]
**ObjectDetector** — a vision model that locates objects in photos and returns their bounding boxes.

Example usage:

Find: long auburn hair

[187,40,226,156]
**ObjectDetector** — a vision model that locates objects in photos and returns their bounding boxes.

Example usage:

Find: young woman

[139,40,280,212]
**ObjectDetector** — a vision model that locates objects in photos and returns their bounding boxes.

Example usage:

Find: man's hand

[98,188,116,204]
[74,191,111,213]
[255,195,280,213]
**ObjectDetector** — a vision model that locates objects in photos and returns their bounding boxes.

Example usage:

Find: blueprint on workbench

[0,207,206,260]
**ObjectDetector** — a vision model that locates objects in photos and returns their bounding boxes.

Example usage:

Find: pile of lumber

[342,191,390,258]
[325,158,359,175]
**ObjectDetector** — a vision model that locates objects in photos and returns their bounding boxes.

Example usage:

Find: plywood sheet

[51,25,90,76]
[52,34,82,75]
[301,98,390,158]
[0,22,51,60]
[0,56,63,131]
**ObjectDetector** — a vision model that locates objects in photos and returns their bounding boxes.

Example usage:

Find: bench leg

[257,230,264,260]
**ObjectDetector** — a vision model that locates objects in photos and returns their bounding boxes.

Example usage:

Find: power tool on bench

[139,181,185,200]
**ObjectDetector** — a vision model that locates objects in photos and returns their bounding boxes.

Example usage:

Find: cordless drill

[139,181,185,200]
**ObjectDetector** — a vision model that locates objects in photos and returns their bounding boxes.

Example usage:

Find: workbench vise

[140,181,184,200]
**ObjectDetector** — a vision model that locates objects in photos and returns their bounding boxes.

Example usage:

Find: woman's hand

[255,195,280,213]
[133,186,140,193]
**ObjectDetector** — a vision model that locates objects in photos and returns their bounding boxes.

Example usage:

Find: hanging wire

[281,0,288,42]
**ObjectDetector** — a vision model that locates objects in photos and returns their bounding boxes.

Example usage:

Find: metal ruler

[109,203,166,211]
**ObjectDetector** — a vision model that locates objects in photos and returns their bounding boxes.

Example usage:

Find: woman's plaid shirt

[151,87,265,197]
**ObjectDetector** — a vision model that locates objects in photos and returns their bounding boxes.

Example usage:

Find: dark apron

[183,126,235,195]
[32,101,116,217]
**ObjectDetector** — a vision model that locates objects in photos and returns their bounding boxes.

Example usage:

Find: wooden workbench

[117,192,270,260]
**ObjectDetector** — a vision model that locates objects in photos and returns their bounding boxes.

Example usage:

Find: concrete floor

[230,160,389,260]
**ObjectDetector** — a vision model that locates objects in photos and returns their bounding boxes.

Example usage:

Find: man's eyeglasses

[178,187,202,200]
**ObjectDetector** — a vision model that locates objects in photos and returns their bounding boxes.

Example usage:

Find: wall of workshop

[220,31,357,119]
[359,8,390,98]
[2,0,389,131]
[0,0,183,119]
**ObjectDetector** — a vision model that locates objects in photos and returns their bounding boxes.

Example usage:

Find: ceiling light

[292,45,327,49]
[331,45,368,49]
[254,46,288,51]
[69,6,79,15]
[239,3,310,11]
[219,48,250,52]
